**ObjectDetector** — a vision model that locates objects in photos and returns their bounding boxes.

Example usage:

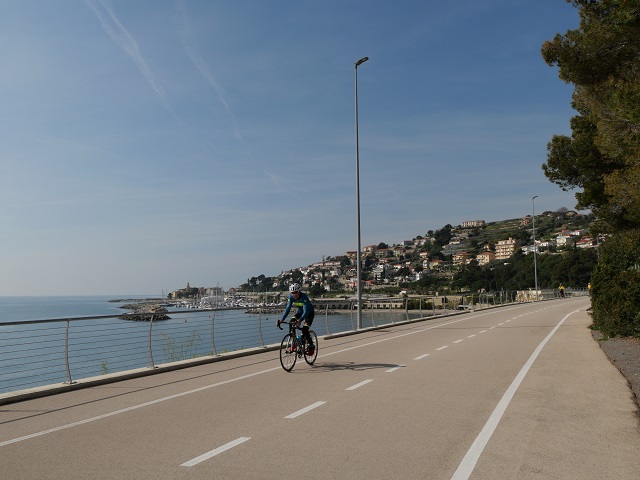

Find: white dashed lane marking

[180,437,251,467]
[386,365,405,373]
[345,380,373,391]
[285,401,326,419]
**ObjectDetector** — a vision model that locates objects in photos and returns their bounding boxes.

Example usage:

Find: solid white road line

[285,401,326,419]
[180,437,251,467]
[450,309,581,480]
[346,379,374,391]
[0,368,280,448]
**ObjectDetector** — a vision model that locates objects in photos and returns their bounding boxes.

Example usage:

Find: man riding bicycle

[277,283,315,355]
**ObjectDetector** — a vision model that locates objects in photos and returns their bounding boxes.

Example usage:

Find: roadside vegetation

[542,0,640,337]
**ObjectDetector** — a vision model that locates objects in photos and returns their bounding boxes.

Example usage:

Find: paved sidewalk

[469,309,640,480]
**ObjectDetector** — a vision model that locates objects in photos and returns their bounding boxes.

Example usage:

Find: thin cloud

[175,0,242,140]
[84,0,165,100]
[267,172,284,186]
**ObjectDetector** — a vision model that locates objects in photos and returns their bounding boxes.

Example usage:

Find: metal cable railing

[0,290,588,397]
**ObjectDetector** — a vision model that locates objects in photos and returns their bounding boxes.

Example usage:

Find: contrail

[85,0,166,100]
[176,0,242,140]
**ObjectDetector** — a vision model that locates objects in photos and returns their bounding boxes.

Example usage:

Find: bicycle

[277,320,318,372]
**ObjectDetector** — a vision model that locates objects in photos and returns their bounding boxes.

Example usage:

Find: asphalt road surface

[2,298,639,479]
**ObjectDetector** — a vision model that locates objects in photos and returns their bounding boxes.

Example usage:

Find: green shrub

[591,229,640,337]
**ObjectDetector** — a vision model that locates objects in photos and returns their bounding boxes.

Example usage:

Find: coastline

[108,298,165,303]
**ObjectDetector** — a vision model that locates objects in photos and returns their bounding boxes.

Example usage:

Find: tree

[542,0,640,337]
[291,270,303,285]
[396,267,411,278]
[591,230,640,337]
[336,256,351,268]
[309,283,326,297]
[433,225,453,247]
[541,0,640,231]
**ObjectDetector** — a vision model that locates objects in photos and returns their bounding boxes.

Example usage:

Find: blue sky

[1,0,581,296]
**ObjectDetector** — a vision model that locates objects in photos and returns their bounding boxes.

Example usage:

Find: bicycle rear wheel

[304,330,318,365]
[279,334,297,372]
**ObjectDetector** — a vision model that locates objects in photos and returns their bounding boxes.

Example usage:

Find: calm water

[0,295,156,323]
[0,296,421,395]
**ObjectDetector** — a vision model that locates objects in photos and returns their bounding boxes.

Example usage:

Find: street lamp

[355,56,368,330]
[532,195,539,301]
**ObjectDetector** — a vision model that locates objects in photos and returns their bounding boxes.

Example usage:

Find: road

[1,298,639,479]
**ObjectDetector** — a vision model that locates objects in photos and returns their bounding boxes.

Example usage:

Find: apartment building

[476,251,496,266]
[495,237,520,260]
[453,252,472,265]
[576,236,597,249]
[461,220,485,228]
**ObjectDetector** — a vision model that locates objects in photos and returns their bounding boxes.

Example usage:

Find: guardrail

[0,289,588,400]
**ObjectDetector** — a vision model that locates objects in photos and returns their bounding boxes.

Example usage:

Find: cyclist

[277,283,315,355]
[559,284,566,298]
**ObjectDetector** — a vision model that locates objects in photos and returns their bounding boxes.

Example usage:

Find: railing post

[148,315,156,368]
[370,301,376,327]
[349,300,355,330]
[405,297,409,321]
[64,320,76,385]
[324,304,330,336]
[258,310,265,347]
[211,311,218,356]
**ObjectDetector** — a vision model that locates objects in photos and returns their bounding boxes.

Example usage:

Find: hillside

[238,209,596,294]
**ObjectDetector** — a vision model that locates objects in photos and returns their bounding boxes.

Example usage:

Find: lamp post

[532,195,539,301]
[355,56,368,330]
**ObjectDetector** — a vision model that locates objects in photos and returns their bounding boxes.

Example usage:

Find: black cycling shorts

[294,311,314,327]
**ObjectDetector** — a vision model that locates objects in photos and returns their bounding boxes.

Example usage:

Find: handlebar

[277,320,299,330]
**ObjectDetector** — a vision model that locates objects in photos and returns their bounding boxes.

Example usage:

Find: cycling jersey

[281,292,314,322]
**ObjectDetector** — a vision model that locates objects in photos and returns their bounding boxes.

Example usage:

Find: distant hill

[236,209,595,294]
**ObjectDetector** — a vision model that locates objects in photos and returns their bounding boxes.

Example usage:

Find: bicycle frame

[278,320,318,372]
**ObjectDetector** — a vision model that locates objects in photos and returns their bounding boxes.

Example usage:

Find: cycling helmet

[289,283,301,293]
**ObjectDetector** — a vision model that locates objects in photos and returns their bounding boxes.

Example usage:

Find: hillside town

[168,209,596,299]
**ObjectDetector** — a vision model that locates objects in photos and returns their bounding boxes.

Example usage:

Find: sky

[1,0,583,296]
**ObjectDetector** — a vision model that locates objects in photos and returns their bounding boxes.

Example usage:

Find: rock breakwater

[119,303,170,321]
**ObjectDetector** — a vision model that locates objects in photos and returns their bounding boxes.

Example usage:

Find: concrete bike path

[1,299,638,479]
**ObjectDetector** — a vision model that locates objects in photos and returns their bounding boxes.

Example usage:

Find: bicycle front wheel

[279,334,297,372]
[304,330,318,365]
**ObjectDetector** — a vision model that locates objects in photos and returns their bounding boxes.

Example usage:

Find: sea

[0,295,156,323]
[0,296,416,395]
[0,295,225,394]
